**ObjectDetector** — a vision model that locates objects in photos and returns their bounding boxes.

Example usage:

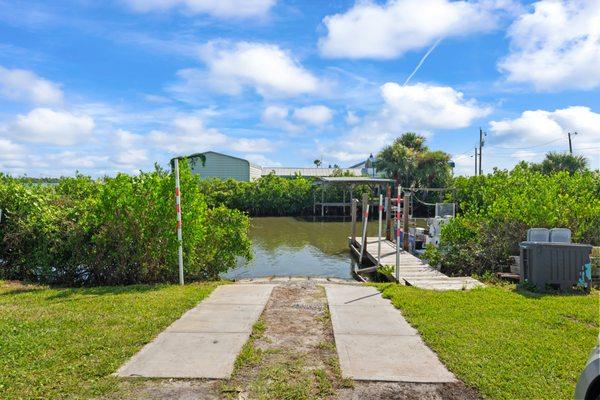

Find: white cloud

[112,129,148,167]
[230,138,274,152]
[292,105,333,127]
[380,82,491,129]
[261,106,300,132]
[123,0,276,18]
[318,82,489,164]
[498,0,600,91]
[489,106,600,167]
[13,108,94,146]
[150,115,228,154]
[319,0,517,59]
[345,111,360,125]
[244,153,281,166]
[0,66,63,104]
[195,41,319,97]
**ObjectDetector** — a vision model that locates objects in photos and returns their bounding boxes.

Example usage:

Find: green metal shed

[185,151,261,181]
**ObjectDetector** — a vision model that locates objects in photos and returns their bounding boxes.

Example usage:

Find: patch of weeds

[313,368,334,396]
[326,355,354,389]
[250,356,312,400]
[316,341,335,352]
[316,304,331,325]
[234,318,265,370]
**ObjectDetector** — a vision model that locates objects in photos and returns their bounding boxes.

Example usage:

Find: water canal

[222,216,380,280]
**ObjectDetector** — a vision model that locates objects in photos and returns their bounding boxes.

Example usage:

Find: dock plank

[351,237,484,291]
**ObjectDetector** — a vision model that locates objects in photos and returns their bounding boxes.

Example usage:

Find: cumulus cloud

[149,115,228,154]
[123,0,276,18]
[0,66,63,104]
[319,0,517,59]
[292,105,333,126]
[381,83,491,129]
[489,106,600,165]
[148,114,274,157]
[498,0,600,91]
[185,41,319,97]
[13,108,94,146]
[318,82,489,163]
[112,129,148,167]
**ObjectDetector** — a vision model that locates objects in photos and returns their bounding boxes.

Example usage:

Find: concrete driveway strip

[324,284,456,383]
[117,284,275,379]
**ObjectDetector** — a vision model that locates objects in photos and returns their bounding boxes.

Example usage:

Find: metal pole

[479,127,484,176]
[174,158,184,285]
[474,147,478,176]
[395,186,401,282]
[568,132,574,155]
[377,194,383,266]
[403,193,410,251]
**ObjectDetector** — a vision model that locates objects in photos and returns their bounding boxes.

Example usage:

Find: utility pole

[568,132,577,155]
[474,147,478,176]
[478,127,485,176]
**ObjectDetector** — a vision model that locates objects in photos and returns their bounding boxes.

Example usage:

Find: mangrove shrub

[0,162,251,285]
[435,167,600,276]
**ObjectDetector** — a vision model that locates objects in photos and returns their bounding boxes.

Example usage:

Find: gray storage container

[519,241,592,291]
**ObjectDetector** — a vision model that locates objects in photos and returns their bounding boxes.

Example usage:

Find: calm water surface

[222,217,380,280]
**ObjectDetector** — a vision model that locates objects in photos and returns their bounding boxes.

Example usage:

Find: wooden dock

[350,237,483,290]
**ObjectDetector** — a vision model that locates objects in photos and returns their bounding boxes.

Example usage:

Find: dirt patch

[225,280,350,399]
[336,381,479,400]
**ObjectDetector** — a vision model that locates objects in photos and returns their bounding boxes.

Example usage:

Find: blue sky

[0,0,599,177]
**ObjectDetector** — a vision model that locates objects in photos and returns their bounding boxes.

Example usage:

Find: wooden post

[343,189,346,216]
[174,158,184,286]
[321,183,325,217]
[351,198,357,244]
[403,193,411,251]
[395,186,401,282]
[359,193,369,263]
[377,194,383,266]
[313,188,316,215]
[385,184,392,240]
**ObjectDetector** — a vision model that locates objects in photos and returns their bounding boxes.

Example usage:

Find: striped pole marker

[395,186,401,282]
[174,158,184,285]
[377,194,383,267]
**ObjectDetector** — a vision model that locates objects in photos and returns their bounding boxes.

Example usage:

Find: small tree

[538,152,589,175]
[313,159,322,168]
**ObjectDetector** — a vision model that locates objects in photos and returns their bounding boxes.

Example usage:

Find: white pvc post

[174,158,184,285]
[395,186,401,282]
[359,194,369,264]
[377,194,383,267]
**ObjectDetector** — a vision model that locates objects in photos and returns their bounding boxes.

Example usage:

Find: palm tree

[540,152,588,175]
[313,159,322,168]
[377,133,452,189]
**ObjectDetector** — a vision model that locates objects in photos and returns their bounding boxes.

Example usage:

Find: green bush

[0,162,251,285]
[437,168,600,276]
[197,173,373,216]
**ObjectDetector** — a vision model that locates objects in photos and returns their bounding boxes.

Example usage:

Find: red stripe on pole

[175,187,181,196]
[175,204,181,213]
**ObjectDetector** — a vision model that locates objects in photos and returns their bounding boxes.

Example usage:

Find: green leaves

[437,169,600,276]
[0,162,252,285]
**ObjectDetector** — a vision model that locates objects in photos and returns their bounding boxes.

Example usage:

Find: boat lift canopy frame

[313,177,395,216]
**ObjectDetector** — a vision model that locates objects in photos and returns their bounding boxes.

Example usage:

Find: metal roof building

[261,167,362,177]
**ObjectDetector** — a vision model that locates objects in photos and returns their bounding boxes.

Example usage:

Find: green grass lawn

[0,280,221,399]
[375,283,599,400]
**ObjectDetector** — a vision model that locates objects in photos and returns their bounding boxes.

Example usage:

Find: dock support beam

[403,193,411,251]
[351,198,357,244]
[359,193,369,264]
[377,194,383,267]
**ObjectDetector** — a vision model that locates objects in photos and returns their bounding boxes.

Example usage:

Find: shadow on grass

[0,283,168,300]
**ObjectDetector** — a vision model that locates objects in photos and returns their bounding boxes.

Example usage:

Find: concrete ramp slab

[324,284,455,383]
[117,284,274,379]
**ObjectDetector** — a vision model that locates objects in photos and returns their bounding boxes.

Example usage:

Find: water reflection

[222,216,380,280]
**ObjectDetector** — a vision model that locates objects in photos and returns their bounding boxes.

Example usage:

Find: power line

[490,137,563,150]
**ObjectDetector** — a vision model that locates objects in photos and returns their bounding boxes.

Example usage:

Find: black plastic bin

[519,242,593,291]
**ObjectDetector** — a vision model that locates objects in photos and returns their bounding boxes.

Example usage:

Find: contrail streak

[403,37,442,86]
